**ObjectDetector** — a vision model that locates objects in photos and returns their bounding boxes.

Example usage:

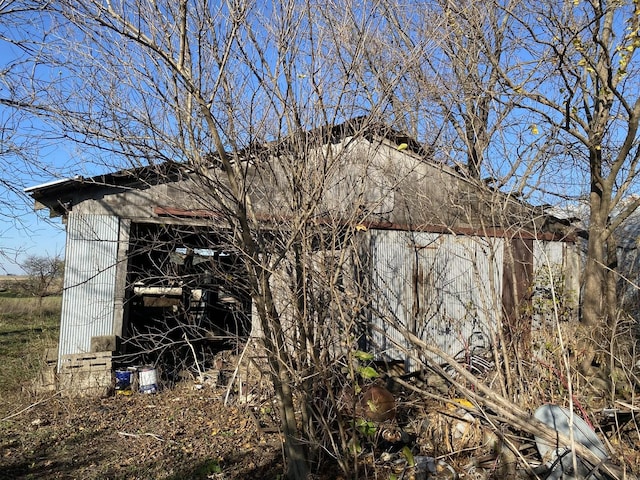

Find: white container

[138,366,158,394]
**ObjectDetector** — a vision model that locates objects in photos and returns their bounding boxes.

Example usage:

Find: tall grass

[0,296,61,409]
[0,295,62,318]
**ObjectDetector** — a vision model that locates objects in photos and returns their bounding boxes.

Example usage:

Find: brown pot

[360,385,396,422]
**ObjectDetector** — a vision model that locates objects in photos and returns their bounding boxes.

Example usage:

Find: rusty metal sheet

[369,230,504,364]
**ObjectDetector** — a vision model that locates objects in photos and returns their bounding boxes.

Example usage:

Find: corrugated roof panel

[23,177,78,192]
[58,214,119,365]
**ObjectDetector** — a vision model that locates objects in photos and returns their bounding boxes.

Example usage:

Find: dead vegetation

[1,295,640,479]
[2,267,640,479]
[0,386,285,480]
[2,252,640,479]
[0,294,60,395]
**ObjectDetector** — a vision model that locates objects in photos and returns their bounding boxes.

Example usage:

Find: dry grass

[0,295,61,410]
[0,275,63,297]
[0,295,62,317]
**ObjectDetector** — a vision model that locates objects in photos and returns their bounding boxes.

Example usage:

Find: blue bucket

[115,369,133,395]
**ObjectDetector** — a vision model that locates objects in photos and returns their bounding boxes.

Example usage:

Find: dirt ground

[0,384,285,480]
[2,378,640,480]
[2,285,639,479]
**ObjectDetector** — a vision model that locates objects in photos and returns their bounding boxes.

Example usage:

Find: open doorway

[121,223,252,381]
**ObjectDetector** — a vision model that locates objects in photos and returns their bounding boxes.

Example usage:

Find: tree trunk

[605,231,619,328]
[579,188,610,384]
[277,372,310,480]
[257,272,311,480]
[582,243,605,328]
[582,190,607,328]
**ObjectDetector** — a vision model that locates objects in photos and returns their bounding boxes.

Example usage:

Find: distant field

[0,275,63,297]
[0,295,62,316]
[0,275,29,291]
[0,275,29,281]
[0,276,63,399]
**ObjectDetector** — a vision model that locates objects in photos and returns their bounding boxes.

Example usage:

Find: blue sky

[1,212,66,275]
[0,28,69,274]
[0,137,69,275]
[2,0,638,277]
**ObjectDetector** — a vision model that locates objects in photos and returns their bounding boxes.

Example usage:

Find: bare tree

[367,0,521,180]
[8,0,640,476]
[19,1,417,477]
[366,0,640,385]
[351,0,567,402]
[475,1,640,380]
[20,253,64,303]
[0,1,75,267]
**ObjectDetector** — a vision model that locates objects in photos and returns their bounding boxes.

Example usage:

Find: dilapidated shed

[26,118,580,386]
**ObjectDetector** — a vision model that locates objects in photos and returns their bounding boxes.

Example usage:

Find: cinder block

[90,335,118,352]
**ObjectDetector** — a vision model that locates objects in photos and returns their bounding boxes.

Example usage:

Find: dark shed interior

[122,223,252,379]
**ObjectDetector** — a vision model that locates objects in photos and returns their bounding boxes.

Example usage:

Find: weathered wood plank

[60,363,112,373]
[59,352,112,369]
[61,351,112,361]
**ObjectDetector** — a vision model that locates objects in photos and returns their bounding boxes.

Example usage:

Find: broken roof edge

[24,176,83,193]
[24,118,532,223]
[25,160,188,195]
[24,117,434,198]
[247,115,431,158]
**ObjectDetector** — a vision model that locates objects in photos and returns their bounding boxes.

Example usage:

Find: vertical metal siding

[531,240,580,326]
[533,240,564,271]
[369,230,504,363]
[532,240,574,301]
[534,240,581,295]
[369,230,413,360]
[58,214,119,364]
[423,234,504,358]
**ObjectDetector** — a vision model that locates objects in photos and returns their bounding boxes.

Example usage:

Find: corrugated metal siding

[533,240,580,298]
[58,214,120,364]
[533,240,564,271]
[369,230,504,362]
[531,240,580,326]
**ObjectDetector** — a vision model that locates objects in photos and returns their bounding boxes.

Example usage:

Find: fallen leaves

[0,386,282,479]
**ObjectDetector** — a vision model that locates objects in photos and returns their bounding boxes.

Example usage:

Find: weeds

[0,295,60,409]
[0,295,62,318]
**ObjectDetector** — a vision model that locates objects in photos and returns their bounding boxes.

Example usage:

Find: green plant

[352,350,379,382]
[354,418,376,437]
[193,458,222,476]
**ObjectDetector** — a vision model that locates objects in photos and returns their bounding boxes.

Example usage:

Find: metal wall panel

[368,230,413,361]
[58,214,120,365]
[531,240,580,326]
[533,240,564,271]
[369,230,504,364]
[533,240,581,300]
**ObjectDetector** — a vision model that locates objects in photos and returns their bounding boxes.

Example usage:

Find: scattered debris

[534,404,608,480]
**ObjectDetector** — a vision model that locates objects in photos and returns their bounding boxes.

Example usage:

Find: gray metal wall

[369,230,504,363]
[57,214,120,365]
[368,230,577,365]
[531,239,581,328]
[533,240,580,295]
